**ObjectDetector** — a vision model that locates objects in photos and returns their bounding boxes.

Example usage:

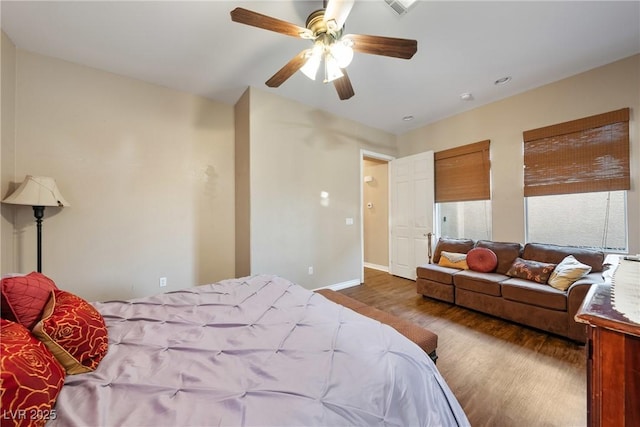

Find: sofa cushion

[506,257,556,284]
[522,243,604,272]
[417,278,455,303]
[432,238,475,264]
[453,270,507,297]
[475,240,522,275]
[548,255,592,291]
[438,251,469,269]
[416,264,460,285]
[467,247,498,273]
[501,279,567,311]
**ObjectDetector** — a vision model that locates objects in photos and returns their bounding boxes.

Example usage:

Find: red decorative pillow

[32,290,108,375]
[467,247,498,273]
[1,318,65,427]
[1,272,58,329]
[506,258,557,284]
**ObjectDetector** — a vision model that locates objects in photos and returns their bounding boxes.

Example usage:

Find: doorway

[360,150,394,282]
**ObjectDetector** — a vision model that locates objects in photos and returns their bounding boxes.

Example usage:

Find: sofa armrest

[566,280,599,343]
[567,280,594,305]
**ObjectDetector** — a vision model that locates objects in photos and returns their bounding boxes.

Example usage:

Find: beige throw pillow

[547,255,592,291]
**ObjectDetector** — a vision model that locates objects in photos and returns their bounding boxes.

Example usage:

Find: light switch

[346,217,354,225]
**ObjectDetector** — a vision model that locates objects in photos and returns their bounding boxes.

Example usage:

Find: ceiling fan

[230,0,417,100]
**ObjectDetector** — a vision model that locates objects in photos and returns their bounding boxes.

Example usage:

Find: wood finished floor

[340,268,587,427]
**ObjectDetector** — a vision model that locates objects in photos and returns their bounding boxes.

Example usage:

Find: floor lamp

[2,175,70,273]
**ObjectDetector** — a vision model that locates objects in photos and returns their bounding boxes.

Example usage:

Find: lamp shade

[301,44,323,81]
[2,176,70,207]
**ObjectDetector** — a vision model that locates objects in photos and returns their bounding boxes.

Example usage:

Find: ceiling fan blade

[333,69,355,100]
[230,7,312,39]
[324,0,355,29]
[266,50,309,88]
[344,34,417,59]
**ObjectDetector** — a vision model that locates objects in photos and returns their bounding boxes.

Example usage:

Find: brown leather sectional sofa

[416,239,610,343]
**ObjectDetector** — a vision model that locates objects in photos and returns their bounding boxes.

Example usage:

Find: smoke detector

[460,92,474,101]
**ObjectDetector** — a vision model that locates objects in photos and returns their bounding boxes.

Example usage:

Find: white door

[390,151,434,280]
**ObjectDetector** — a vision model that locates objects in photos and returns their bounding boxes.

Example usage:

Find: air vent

[384,0,417,16]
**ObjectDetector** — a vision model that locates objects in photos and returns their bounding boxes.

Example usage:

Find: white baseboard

[313,278,361,291]
[331,279,361,290]
[364,262,389,272]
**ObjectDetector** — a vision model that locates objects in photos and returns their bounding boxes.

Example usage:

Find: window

[439,200,492,241]
[526,191,627,251]
[435,140,491,239]
[524,108,629,251]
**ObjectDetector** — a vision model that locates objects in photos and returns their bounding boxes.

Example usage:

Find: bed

[2,273,469,426]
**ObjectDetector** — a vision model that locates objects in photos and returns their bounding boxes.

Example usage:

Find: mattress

[49,275,469,426]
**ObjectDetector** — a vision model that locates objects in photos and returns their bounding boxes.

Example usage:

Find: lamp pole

[33,206,45,273]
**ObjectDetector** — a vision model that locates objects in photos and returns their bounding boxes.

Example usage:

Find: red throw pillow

[32,290,109,375]
[1,272,58,329]
[1,318,66,427]
[467,247,498,273]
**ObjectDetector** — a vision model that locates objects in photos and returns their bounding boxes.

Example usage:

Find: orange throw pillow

[32,290,108,375]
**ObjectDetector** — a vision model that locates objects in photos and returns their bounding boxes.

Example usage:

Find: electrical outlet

[159,277,167,287]
[308,266,314,275]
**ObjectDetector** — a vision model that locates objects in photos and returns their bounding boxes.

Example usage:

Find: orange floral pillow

[1,318,65,427]
[32,290,108,375]
[506,257,557,284]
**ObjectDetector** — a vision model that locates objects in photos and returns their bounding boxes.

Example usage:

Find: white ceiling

[2,1,639,134]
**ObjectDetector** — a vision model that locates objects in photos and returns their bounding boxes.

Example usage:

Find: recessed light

[460,92,474,101]
[402,115,414,121]
[494,76,512,85]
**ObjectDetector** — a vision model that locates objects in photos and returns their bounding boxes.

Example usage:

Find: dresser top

[576,282,640,338]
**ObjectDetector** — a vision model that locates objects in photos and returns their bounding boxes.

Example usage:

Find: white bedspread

[50,275,469,426]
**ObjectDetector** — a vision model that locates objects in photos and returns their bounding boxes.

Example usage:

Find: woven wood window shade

[523,108,630,197]
[435,140,490,203]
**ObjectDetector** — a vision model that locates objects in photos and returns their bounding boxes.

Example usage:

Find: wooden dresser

[576,279,640,427]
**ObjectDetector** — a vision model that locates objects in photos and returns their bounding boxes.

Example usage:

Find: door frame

[360,149,395,283]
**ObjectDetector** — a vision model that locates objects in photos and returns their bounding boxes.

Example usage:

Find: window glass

[437,200,492,241]
[526,190,627,252]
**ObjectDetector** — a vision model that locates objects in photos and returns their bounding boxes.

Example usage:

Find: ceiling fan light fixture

[325,18,339,34]
[330,39,354,68]
[324,55,344,83]
[231,3,418,100]
[301,45,323,80]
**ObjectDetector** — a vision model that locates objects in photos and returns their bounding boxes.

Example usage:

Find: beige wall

[234,89,251,278]
[363,158,389,268]
[4,42,636,301]
[5,50,236,301]
[1,31,16,274]
[244,87,396,288]
[398,54,640,254]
